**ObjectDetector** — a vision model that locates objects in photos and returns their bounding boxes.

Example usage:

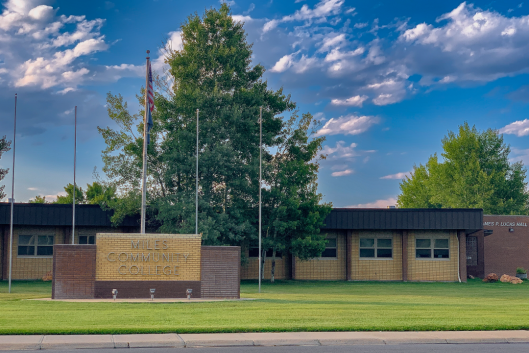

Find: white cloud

[347,197,398,208]
[318,33,346,53]
[232,15,253,23]
[321,141,358,159]
[330,95,368,107]
[270,52,297,72]
[324,47,364,62]
[315,115,379,136]
[263,0,344,33]
[367,79,397,89]
[373,93,399,106]
[380,171,411,180]
[27,187,38,191]
[258,2,529,108]
[399,2,529,82]
[331,169,353,176]
[499,119,529,137]
[1,2,111,89]
[28,5,54,21]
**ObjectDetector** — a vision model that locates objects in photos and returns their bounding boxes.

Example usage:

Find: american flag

[146,61,154,145]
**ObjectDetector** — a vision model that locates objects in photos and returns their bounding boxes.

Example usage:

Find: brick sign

[95,233,201,281]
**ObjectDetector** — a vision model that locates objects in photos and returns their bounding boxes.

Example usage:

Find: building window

[249,248,282,258]
[359,238,393,258]
[79,235,95,245]
[416,238,449,259]
[466,236,478,266]
[321,237,337,258]
[17,235,54,257]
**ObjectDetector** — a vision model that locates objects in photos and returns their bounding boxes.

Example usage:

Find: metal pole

[259,106,262,293]
[196,109,199,235]
[141,51,150,234]
[8,93,17,293]
[72,106,77,244]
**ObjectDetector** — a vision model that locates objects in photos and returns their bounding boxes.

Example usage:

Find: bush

[516,267,527,274]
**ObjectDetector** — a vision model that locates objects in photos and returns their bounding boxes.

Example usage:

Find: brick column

[458,230,467,282]
[402,230,408,282]
[346,231,352,281]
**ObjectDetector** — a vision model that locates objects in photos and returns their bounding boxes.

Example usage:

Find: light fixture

[509,228,514,233]
[186,288,193,300]
[150,288,155,301]
[112,289,118,301]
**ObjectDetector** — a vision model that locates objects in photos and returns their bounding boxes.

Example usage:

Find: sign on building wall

[95,233,201,281]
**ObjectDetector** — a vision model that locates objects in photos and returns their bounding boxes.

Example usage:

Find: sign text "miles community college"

[106,239,190,276]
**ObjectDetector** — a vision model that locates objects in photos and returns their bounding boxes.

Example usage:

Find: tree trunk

[260,248,266,281]
[271,248,276,283]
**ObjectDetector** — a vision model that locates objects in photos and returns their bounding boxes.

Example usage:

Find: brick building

[6,204,525,282]
[0,203,138,281]
[467,215,529,278]
[242,208,484,282]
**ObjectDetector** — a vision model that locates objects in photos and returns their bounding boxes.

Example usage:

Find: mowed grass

[1,279,529,334]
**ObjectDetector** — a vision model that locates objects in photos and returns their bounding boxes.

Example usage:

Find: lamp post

[258,106,262,293]
[8,93,17,294]
[196,109,199,235]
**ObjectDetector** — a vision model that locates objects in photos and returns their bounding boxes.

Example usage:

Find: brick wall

[407,231,459,282]
[95,233,201,281]
[8,226,65,280]
[483,215,529,276]
[52,245,96,299]
[294,232,347,280]
[201,246,240,298]
[351,231,403,281]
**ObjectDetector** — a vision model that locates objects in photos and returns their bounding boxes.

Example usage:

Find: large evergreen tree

[398,122,528,214]
[98,4,331,257]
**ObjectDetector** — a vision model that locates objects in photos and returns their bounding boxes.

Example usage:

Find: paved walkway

[1,331,529,350]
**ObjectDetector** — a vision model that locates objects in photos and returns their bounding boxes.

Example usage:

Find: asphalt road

[4,344,529,353]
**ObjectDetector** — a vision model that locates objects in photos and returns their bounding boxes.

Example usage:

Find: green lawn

[1,280,529,334]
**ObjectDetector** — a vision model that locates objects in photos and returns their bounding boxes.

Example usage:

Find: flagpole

[8,93,17,294]
[141,51,150,234]
[196,109,199,235]
[72,106,77,244]
[258,106,262,293]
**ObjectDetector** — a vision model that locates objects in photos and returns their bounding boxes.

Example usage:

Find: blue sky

[1,0,529,208]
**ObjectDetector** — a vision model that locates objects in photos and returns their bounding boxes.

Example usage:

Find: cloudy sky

[2,0,529,208]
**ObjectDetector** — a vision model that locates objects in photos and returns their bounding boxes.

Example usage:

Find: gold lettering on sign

[107,252,116,262]
[101,236,196,277]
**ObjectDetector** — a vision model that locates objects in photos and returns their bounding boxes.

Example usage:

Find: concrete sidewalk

[1,331,529,350]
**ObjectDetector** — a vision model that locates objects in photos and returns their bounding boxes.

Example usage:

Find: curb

[1,332,529,350]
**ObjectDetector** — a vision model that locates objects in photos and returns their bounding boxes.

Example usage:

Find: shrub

[516,267,527,274]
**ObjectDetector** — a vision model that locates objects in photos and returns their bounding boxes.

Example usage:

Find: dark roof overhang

[0,203,139,227]
[322,208,483,233]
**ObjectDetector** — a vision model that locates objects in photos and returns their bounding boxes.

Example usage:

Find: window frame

[415,233,451,261]
[359,236,394,260]
[320,236,337,258]
[17,234,54,258]
[78,235,96,245]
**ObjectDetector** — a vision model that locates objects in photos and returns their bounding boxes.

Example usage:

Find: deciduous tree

[398,122,528,214]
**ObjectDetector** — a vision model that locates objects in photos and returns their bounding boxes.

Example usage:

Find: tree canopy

[397,122,528,214]
[97,4,331,273]
[0,136,11,201]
